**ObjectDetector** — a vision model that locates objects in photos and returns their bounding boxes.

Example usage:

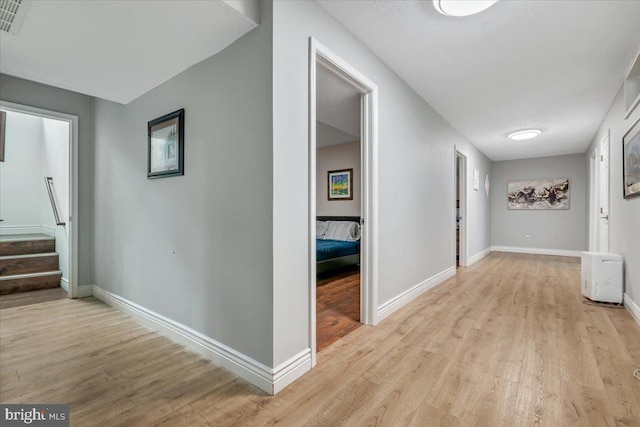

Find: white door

[599,131,610,252]
[589,152,597,251]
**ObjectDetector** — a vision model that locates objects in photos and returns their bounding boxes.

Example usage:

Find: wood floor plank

[0,287,67,309]
[557,318,606,390]
[316,266,361,351]
[1,252,639,426]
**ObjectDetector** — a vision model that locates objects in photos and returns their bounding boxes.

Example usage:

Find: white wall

[0,111,44,228]
[92,1,273,366]
[492,154,587,251]
[42,117,70,282]
[316,141,360,217]
[586,87,640,306]
[272,0,492,367]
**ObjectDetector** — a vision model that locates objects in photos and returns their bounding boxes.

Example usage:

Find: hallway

[1,253,638,425]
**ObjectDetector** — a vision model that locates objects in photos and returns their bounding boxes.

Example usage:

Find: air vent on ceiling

[0,0,31,35]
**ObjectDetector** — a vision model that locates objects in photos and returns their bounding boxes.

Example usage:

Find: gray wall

[586,87,640,305]
[0,73,94,286]
[92,2,273,366]
[468,158,493,258]
[316,141,361,217]
[492,154,587,250]
[271,0,493,366]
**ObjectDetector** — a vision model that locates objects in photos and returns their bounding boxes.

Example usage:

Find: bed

[316,216,361,274]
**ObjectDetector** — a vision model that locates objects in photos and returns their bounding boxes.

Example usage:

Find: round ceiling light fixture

[508,129,542,141]
[433,0,498,17]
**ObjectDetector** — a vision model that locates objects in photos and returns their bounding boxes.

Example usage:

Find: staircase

[0,234,62,295]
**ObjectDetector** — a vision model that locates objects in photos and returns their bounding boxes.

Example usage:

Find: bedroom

[314,62,364,351]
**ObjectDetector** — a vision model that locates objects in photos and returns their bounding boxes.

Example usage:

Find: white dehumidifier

[581,252,624,304]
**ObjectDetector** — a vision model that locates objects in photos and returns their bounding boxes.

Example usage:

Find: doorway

[0,101,78,302]
[314,61,363,351]
[589,130,610,252]
[599,131,610,252]
[309,38,378,366]
[589,151,597,251]
[455,151,467,268]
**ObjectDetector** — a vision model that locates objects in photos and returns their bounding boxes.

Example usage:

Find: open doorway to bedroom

[309,38,378,364]
[314,59,363,352]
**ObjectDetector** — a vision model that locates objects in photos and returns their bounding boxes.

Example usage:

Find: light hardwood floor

[1,252,639,426]
[0,287,67,309]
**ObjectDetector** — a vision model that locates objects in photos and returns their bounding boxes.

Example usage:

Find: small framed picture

[623,115,640,199]
[148,109,184,179]
[328,168,353,201]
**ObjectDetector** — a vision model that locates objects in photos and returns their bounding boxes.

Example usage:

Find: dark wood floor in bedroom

[316,265,361,351]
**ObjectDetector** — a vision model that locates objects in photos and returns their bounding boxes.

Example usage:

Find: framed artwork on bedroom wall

[623,115,640,199]
[328,168,353,201]
[148,109,184,179]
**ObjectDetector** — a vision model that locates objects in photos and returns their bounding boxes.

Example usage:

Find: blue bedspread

[316,239,360,262]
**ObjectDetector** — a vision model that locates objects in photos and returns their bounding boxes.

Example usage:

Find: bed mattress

[316,239,360,262]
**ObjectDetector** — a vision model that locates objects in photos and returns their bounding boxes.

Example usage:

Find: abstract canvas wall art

[507,178,570,210]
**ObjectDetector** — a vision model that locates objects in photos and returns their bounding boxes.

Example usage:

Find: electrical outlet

[525,235,531,241]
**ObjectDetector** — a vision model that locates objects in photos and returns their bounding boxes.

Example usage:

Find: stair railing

[44,177,65,226]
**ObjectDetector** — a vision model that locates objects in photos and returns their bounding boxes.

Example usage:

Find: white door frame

[0,100,79,298]
[455,150,468,267]
[589,151,597,251]
[309,37,379,366]
[598,130,610,252]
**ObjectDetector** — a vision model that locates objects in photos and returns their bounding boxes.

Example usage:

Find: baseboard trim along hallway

[624,293,640,328]
[467,247,492,266]
[377,267,456,323]
[492,245,582,257]
[92,285,310,395]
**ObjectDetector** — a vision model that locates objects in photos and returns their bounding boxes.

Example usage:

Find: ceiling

[0,0,258,104]
[316,121,359,148]
[316,0,640,161]
[3,1,639,160]
[316,63,361,144]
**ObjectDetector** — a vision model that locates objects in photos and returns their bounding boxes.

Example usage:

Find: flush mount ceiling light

[508,129,542,141]
[433,0,498,17]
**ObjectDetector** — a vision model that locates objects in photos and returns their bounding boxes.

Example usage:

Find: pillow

[316,221,329,238]
[321,221,361,241]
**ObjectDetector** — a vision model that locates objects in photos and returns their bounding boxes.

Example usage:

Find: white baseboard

[91,285,309,395]
[0,225,54,236]
[64,282,92,298]
[492,246,581,258]
[377,267,456,323]
[467,247,492,266]
[41,226,55,237]
[273,349,313,394]
[77,284,93,298]
[624,293,640,328]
